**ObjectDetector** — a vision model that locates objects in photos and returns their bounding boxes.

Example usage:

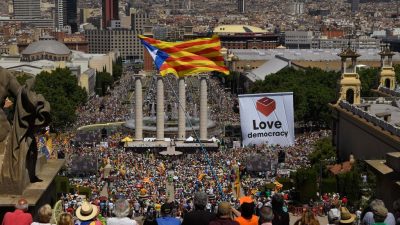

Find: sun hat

[340,207,356,224]
[76,201,98,221]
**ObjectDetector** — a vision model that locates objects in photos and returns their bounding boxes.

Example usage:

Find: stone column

[178,77,186,140]
[156,75,164,141]
[134,73,144,141]
[199,74,208,141]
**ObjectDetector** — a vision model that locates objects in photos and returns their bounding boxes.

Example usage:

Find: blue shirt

[156,217,181,225]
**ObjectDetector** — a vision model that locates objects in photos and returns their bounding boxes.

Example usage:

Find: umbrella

[121,136,133,142]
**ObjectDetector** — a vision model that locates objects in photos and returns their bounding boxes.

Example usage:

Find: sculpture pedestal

[0,159,65,222]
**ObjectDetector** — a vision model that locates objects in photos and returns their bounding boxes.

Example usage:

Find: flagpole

[164,73,226,200]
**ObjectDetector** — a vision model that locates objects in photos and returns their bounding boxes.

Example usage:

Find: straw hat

[76,201,98,221]
[340,207,356,224]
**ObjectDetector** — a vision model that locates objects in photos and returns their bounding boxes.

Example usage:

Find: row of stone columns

[134,74,208,141]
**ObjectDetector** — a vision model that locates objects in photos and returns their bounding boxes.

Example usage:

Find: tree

[395,64,400,83]
[358,67,379,97]
[15,72,33,85]
[251,67,340,127]
[309,137,336,165]
[95,70,114,96]
[112,57,123,80]
[34,68,87,130]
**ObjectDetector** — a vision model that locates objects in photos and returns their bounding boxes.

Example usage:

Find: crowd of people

[74,73,133,128]
[4,193,400,225]
[4,68,400,225]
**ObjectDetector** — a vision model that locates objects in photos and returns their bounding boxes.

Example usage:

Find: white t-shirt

[107,217,138,225]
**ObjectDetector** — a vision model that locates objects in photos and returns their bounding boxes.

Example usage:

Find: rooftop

[213,25,267,34]
[230,48,400,62]
[365,160,393,175]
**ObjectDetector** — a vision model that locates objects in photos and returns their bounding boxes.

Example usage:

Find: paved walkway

[100,183,109,197]
[166,170,175,202]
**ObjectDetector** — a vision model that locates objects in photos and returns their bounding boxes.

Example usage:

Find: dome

[22,40,71,55]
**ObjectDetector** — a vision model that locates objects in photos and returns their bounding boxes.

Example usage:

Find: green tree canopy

[112,57,123,80]
[358,67,379,96]
[95,70,114,96]
[309,137,336,165]
[34,68,87,130]
[251,67,340,127]
[395,64,400,82]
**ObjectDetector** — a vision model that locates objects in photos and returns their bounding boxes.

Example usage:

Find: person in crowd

[156,202,181,225]
[233,196,258,225]
[143,206,158,225]
[392,199,400,225]
[294,208,320,225]
[271,194,289,225]
[373,205,388,225]
[258,206,274,225]
[58,213,74,225]
[209,201,239,225]
[363,200,395,225]
[329,203,341,225]
[107,199,137,225]
[340,207,356,225]
[182,192,216,225]
[74,201,102,225]
[2,198,33,225]
[31,204,53,225]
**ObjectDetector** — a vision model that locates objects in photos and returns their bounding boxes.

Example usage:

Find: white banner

[239,92,295,147]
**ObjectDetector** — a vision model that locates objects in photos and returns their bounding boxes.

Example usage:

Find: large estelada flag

[139,35,229,77]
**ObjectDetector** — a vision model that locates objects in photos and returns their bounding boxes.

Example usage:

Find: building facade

[85,29,142,60]
[284,31,313,49]
[13,0,41,19]
[238,0,245,13]
[351,0,360,13]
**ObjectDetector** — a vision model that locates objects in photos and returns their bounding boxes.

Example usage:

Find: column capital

[199,74,209,79]
[134,72,145,79]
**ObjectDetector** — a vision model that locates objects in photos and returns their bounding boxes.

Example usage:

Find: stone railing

[339,100,400,136]
[379,87,400,97]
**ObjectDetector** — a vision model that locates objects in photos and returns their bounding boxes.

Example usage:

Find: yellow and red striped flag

[139,35,229,77]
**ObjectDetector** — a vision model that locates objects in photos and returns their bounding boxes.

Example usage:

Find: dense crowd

[74,73,133,128]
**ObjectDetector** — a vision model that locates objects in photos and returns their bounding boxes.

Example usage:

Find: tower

[55,0,67,30]
[102,0,119,29]
[55,0,78,33]
[13,0,41,19]
[337,43,361,104]
[238,0,245,13]
[351,0,359,13]
[67,0,78,33]
[378,44,396,90]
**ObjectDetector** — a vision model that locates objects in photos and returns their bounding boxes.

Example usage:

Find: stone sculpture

[0,67,50,194]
